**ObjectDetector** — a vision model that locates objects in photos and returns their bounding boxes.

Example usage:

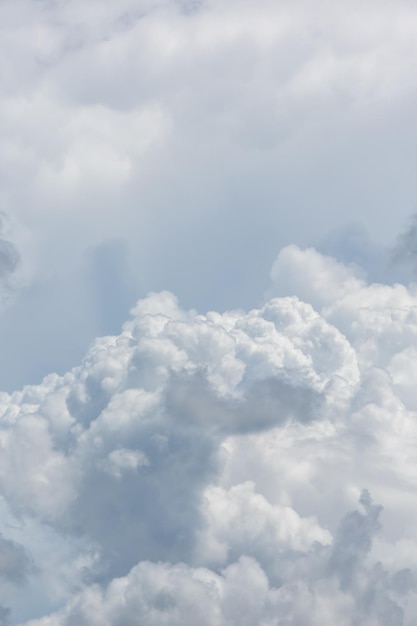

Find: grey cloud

[0,534,31,583]
[0,240,19,281]
[0,535,31,626]
[175,0,203,15]
[325,491,409,626]
[0,214,19,293]
[70,394,220,577]
[165,371,322,435]
[0,608,9,626]
[316,223,406,285]
[64,371,320,579]
[328,489,383,590]
[391,213,417,275]
[66,374,112,428]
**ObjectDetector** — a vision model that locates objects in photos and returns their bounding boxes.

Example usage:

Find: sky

[1,0,417,623]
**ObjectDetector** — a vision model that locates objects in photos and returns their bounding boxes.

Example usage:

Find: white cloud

[19,496,414,625]
[35,104,170,194]
[101,447,149,479]
[0,247,415,622]
[195,481,332,566]
[1,0,417,622]
[2,0,417,388]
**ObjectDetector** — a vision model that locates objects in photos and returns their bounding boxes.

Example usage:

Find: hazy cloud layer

[1,0,417,388]
[0,247,415,622]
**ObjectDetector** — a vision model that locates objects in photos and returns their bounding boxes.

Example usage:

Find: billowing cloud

[2,1,417,621]
[0,247,415,622]
[22,492,411,626]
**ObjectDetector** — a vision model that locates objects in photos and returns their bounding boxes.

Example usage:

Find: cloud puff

[0,246,416,622]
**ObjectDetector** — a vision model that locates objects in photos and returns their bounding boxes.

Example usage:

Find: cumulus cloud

[2,1,417,621]
[0,246,415,622]
[19,494,413,626]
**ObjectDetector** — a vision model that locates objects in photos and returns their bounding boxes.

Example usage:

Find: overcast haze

[1,0,417,623]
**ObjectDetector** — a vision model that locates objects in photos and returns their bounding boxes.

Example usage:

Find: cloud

[20,494,413,626]
[0,246,415,622]
[2,0,417,621]
[392,213,417,276]
[0,533,31,623]
[2,0,417,390]
[0,213,20,306]
[4,290,340,578]
[0,534,31,583]
[0,239,18,281]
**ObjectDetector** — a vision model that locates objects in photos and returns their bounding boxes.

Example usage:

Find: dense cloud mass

[1,0,417,622]
[0,247,415,623]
